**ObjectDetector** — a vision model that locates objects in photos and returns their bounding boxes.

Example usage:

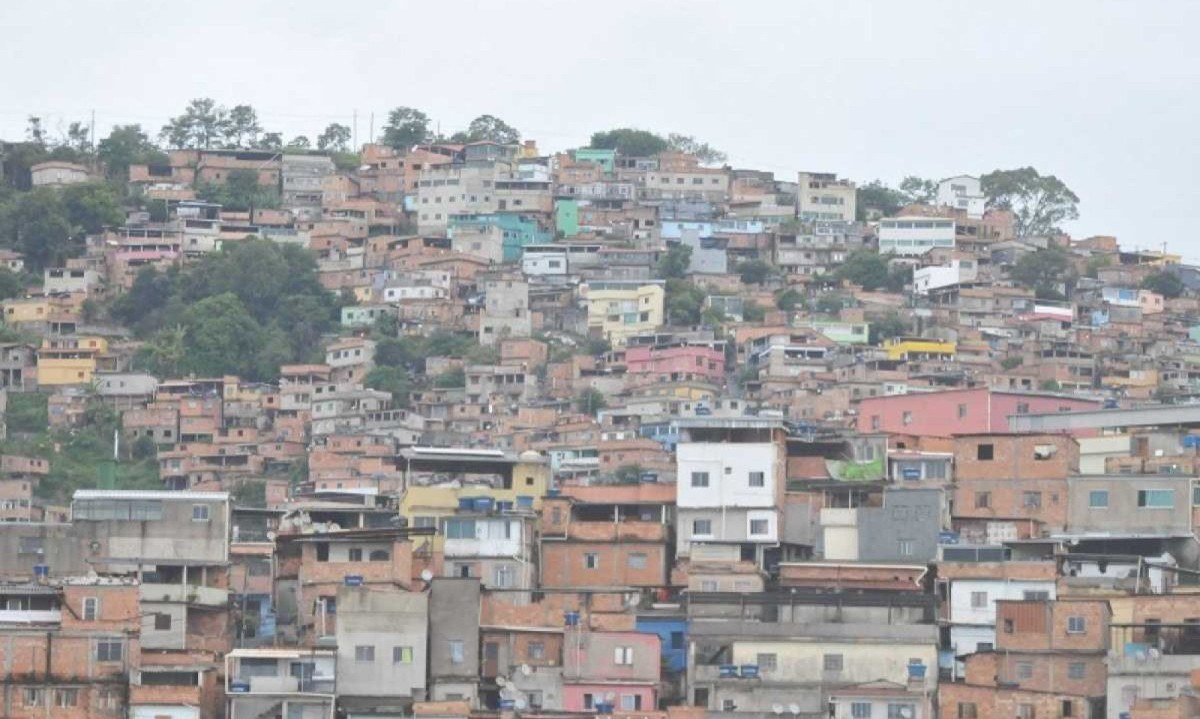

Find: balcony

[567,522,667,542]
[141,583,228,607]
[0,609,61,625]
[130,683,203,706]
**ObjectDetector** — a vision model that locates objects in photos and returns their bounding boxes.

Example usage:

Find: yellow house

[37,336,108,386]
[397,448,551,555]
[583,280,665,346]
[884,337,956,361]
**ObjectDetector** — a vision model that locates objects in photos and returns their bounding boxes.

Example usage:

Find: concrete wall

[429,578,481,681]
[1067,475,1193,536]
[857,488,944,562]
[336,586,428,699]
[677,442,778,509]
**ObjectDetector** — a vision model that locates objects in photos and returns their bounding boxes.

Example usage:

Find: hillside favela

[2,5,1199,719]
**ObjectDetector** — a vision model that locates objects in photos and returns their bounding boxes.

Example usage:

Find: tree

[462,115,520,144]
[736,260,772,285]
[776,288,804,312]
[743,303,767,322]
[197,168,280,211]
[365,366,412,407]
[1040,379,1062,392]
[0,268,22,300]
[898,176,937,204]
[25,116,46,146]
[381,107,431,150]
[1009,245,1072,297]
[97,125,167,181]
[256,132,283,150]
[832,250,911,292]
[815,294,844,315]
[61,182,123,235]
[1142,270,1185,299]
[224,105,262,148]
[433,366,466,388]
[657,244,692,279]
[1,188,72,269]
[589,128,669,157]
[666,133,727,165]
[575,388,607,414]
[180,293,264,378]
[869,312,909,344]
[855,180,907,220]
[63,121,92,155]
[287,136,311,150]
[144,324,188,377]
[317,123,352,152]
[981,167,1079,239]
[664,279,706,325]
[160,98,229,149]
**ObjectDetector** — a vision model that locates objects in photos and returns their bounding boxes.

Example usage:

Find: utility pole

[353,109,358,150]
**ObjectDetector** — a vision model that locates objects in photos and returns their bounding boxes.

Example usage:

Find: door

[483,641,500,677]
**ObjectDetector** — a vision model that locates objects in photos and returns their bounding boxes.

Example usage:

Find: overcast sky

[2,1,1197,260]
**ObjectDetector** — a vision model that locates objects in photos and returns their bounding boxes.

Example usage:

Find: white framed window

[749,518,769,536]
[584,553,599,569]
[690,471,710,487]
[614,646,633,665]
[748,471,765,487]
[192,504,210,521]
[393,646,413,664]
[355,645,375,662]
[692,519,712,536]
[851,703,872,719]
[970,591,988,609]
[1067,616,1086,633]
[82,596,99,621]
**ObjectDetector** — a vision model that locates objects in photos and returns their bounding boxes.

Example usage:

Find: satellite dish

[420,569,434,582]
[772,705,784,715]
[1148,647,1161,659]
[520,664,533,676]
[788,705,801,715]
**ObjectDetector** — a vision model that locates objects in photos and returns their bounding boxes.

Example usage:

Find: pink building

[562,631,660,712]
[625,345,725,383]
[856,388,1102,437]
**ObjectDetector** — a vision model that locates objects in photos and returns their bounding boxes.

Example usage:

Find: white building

[797,172,857,223]
[877,216,956,256]
[911,258,978,295]
[675,418,784,566]
[936,175,986,219]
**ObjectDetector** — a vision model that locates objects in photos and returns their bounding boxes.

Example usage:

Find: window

[748,471,765,487]
[823,653,844,672]
[1068,661,1086,679]
[1023,590,1050,601]
[445,518,477,539]
[957,403,968,419]
[316,543,329,562]
[628,553,647,569]
[583,694,595,710]
[348,548,363,562]
[192,504,210,521]
[1061,700,1074,718]
[1022,491,1042,509]
[757,653,777,671]
[975,491,991,509]
[957,704,978,719]
[700,580,718,591]
[621,695,643,711]
[96,639,123,662]
[749,518,769,536]
[970,591,988,609]
[690,471,710,487]
[1015,661,1034,679]
[1016,704,1035,719]
[527,641,545,660]
[369,549,389,562]
[528,691,544,709]
[692,519,712,536]
[449,640,464,664]
[1089,490,1109,508]
[82,596,99,621]
[614,646,633,665]
[154,613,172,631]
[1067,616,1086,633]
[887,705,915,719]
[1003,618,1015,633]
[393,646,413,664]
[1193,483,1200,506]
[851,703,872,719]
[22,688,41,707]
[898,539,915,556]
[722,699,736,711]
[902,411,912,426]
[1138,489,1175,508]
[355,645,375,662]
[584,553,599,569]
[977,444,994,460]
[56,689,78,708]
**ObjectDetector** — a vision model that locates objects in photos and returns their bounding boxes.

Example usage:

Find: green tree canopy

[869,312,910,344]
[776,288,804,312]
[1009,245,1073,298]
[589,128,669,157]
[664,279,706,325]
[575,388,607,414]
[225,105,262,148]
[317,123,352,152]
[381,107,431,150]
[834,250,909,292]
[197,168,280,211]
[365,366,412,408]
[97,124,168,181]
[666,133,727,164]
[657,244,692,279]
[981,167,1079,239]
[1141,270,1185,299]
[160,98,229,149]
[736,260,773,285]
[458,115,521,144]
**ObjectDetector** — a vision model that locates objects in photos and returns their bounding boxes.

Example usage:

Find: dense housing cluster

[0,121,1199,719]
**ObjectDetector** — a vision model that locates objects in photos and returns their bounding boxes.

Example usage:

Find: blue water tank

[719,664,738,678]
[739,664,759,678]
[457,497,475,511]
[516,495,534,508]
[474,497,495,513]
[499,700,515,710]
[564,610,580,626]
[907,661,927,679]
[33,564,49,578]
